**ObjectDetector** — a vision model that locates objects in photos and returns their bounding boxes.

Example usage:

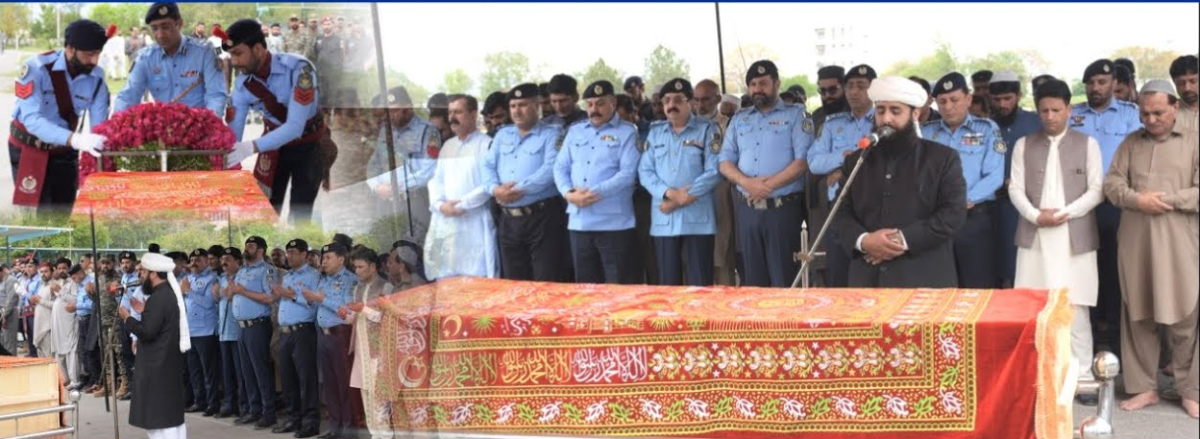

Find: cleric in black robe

[833,76,967,288]
[118,252,191,439]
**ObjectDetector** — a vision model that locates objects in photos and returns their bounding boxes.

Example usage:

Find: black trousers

[1093,201,1122,359]
[570,229,639,284]
[735,195,805,287]
[76,315,100,387]
[278,325,320,429]
[186,335,220,411]
[269,142,321,222]
[654,235,715,286]
[220,340,247,415]
[9,143,78,213]
[237,320,275,419]
[317,326,352,433]
[498,197,571,282]
[953,202,999,289]
[119,319,134,385]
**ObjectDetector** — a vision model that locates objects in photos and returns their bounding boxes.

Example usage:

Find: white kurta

[33,282,55,358]
[1010,133,1104,307]
[424,130,499,279]
[50,279,79,355]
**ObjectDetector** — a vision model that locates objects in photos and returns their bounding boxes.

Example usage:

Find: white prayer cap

[989,70,1020,84]
[1140,79,1178,99]
[869,76,928,108]
[141,252,192,353]
[721,93,739,106]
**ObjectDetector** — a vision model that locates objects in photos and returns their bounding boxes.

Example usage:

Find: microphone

[857,126,897,149]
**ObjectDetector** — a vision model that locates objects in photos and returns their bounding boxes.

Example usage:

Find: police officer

[638,78,721,286]
[365,86,440,241]
[230,236,279,429]
[215,247,246,419]
[10,19,111,211]
[302,244,357,439]
[223,19,324,222]
[271,239,320,438]
[482,83,571,282]
[113,3,227,117]
[181,249,220,416]
[921,72,1006,289]
[1114,58,1138,100]
[811,65,847,134]
[115,251,140,401]
[544,74,588,128]
[988,71,1043,287]
[719,60,813,288]
[551,80,641,284]
[805,64,875,287]
[1070,59,1142,358]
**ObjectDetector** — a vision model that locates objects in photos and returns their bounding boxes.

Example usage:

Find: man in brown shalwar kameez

[1170,55,1198,134]
[1102,79,1199,419]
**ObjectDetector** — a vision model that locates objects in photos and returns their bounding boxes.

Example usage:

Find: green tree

[88,3,145,31]
[722,43,777,95]
[885,42,959,82]
[1110,46,1182,82]
[440,69,474,95]
[176,3,258,31]
[0,4,31,48]
[578,58,622,94]
[30,3,84,48]
[643,45,690,93]
[479,51,531,95]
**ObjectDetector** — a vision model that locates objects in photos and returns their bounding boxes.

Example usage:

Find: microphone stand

[791,136,880,289]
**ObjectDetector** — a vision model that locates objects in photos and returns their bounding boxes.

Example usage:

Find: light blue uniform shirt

[114,37,227,117]
[315,268,357,328]
[183,268,219,337]
[12,50,109,146]
[232,259,276,321]
[278,264,319,326]
[638,116,721,237]
[718,98,812,198]
[1069,100,1142,174]
[554,116,641,231]
[482,122,563,206]
[216,275,241,342]
[229,53,320,152]
[921,114,1006,205]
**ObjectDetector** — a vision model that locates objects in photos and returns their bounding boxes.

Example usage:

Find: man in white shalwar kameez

[424,94,499,279]
[31,263,55,359]
[51,265,85,389]
[1008,79,1104,405]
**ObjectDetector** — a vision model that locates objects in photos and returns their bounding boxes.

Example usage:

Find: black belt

[738,192,803,210]
[236,317,270,328]
[501,198,556,217]
[9,122,71,152]
[320,325,350,336]
[968,201,995,217]
[279,322,314,334]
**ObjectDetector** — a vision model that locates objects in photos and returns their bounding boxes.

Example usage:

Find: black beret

[1031,74,1056,91]
[190,248,207,258]
[224,19,266,51]
[548,74,578,96]
[223,247,243,259]
[148,243,161,254]
[817,65,845,81]
[538,83,550,96]
[745,60,779,85]
[373,86,413,107]
[582,80,615,99]
[119,251,137,261]
[844,64,877,83]
[245,236,267,248]
[145,3,180,24]
[1170,55,1198,79]
[661,78,693,99]
[207,245,225,257]
[1113,64,1133,84]
[427,92,449,110]
[286,239,309,252]
[1034,79,1073,106]
[932,72,969,97]
[786,85,807,98]
[970,70,993,83]
[1114,58,1135,75]
[165,251,188,261]
[65,19,109,52]
[69,265,84,276]
[623,76,644,91]
[321,243,348,256]
[508,83,539,101]
[1083,59,1115,83]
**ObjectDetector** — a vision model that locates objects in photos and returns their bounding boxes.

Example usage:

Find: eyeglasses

[661,96,690,106]
[818,86,841,96]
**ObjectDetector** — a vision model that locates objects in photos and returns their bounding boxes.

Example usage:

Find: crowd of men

[1,234,429,439]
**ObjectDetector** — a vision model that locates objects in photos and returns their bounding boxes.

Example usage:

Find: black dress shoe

[272,422,297,434]
[254,418,277,429]
[185,404,206,413]
[293,427,320,438]
[202,408,217,417]
[234,414,260,425]
[214,410,233,419]
[317,431,339,439]
[1076,393,1099,406]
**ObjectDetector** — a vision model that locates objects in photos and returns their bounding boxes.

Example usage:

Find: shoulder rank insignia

[994,138,1007,154]
[294,65,315,105]
[426,133,441,159]
[18,64,29,80]
[710,130,723,154]
[802,118,814,134]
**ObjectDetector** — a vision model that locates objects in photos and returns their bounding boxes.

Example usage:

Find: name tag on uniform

[682,139,703,149]
[182,70,199,77]
[600,134,618,144]
[962,133,982,146]
[768,120,786,126]
[1070,115,1085,126]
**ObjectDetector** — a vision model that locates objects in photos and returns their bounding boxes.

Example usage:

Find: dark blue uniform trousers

[237,319,276,420]
[654,235,715,286]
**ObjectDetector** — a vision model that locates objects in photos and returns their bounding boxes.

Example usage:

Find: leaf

[713,397,735,417]
[759,399,780,418]
[516,403,537,422]
[811,397,832,418]
[913,396,936,417]
[474,404,494,422]
[940,366,960,388]
[665,400,685,420]
[431,405,449,424]
[861,396,884,417]
[939,322,955,335]
[686,318,706,331]
[562,403,583,422]
[608,403,632,422]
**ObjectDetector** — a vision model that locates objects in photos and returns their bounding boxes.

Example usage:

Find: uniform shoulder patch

[710,129,723,154]
[555,130,566,151]
[802,118,814,134]
[18,63,30,80]
[426,130,442,159]
[293,63,315,105]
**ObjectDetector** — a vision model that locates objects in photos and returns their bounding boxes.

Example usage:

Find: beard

[821,97,847,114]
[752,92,776,108]
[991,107,1017,127]
[1087,92,1110,108]
[69,53,95,75]
[1183,91,1199,106]
[875,117,919,154]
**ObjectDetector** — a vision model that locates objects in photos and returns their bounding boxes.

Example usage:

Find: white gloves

[225,141,255,169]
[71,133,107,158]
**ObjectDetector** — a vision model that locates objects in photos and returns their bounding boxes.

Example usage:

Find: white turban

[142,252,191,353]
[869,76,929,108]
[721,93,740,106]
